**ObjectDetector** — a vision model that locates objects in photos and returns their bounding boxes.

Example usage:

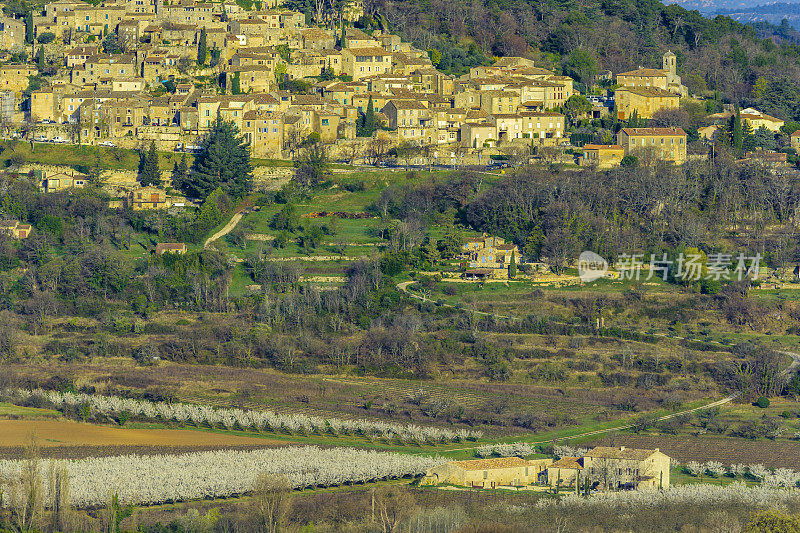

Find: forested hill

[356,0,800,108]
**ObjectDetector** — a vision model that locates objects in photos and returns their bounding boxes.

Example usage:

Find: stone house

[422,457,553,488]
[581,144,625,169]
[40,171,88,193]
[155,242,187,255]
[546,456,583,487]
[341,47,392,81]
[242,109,284,157]
[614,87,680,120]
[128,186,171,210]
[382,99,432,142]
[617,127,687,164]
[0,64,38,95]
[581,446,671,490]
[0,17,24,51]
[0,220,32,239]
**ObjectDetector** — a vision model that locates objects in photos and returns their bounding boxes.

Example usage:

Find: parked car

[33,135,48,142]
[99,141,117,147]
[51,136,68,144]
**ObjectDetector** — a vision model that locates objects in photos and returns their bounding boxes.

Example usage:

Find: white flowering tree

[0,389,482,445]
[0,446,441,508]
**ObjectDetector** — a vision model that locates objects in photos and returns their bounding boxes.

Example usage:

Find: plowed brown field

[592,434,800,469]
[0,420,284,450]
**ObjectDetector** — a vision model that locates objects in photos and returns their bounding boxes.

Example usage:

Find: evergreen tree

[140,141,161,186]
[24,11,33,44]
[508,250,517,278]
[37,48,45,71]
[186,119,253,200]
[357,95,376,137]
[230,71,241,95]
[197,28,207,65]
[628,109,640,128]
[172,152,188,191]
[732,104,743,156]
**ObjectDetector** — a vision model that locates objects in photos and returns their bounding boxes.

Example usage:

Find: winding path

[204,210,245,249]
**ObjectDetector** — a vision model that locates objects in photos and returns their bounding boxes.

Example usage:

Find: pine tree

[185,118,253,200]
[197,28,207,65]
[140,141,161,186]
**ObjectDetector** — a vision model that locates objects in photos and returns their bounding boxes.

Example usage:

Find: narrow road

[443,394,738,453]
[204,211,244,249]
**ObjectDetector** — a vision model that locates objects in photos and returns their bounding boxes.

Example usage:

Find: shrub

[37,32,56,44]
[755,397,770,408]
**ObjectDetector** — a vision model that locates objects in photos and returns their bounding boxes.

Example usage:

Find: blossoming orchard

[0,447,441,507]
[1,389,482,444]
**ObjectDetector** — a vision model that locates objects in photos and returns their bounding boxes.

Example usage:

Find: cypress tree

[172,152,188,190]
[508,250,517,279]
[197,28,207,65]
[140,141,161,186]
[186,118,253,200]
[733,104,743,156]
[628,109,639,128]
[25,11,33,44]
[364,95,375,135]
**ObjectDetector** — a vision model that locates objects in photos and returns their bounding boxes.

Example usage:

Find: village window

[483,471,488,479]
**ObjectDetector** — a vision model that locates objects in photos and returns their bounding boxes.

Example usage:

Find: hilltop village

[0,0,726,168]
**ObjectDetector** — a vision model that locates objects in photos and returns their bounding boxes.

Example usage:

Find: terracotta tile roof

[550,457,583,469]
[618,68,667,77]
[345,47,391,56]
[583,144,623,150]
[450,457,530,471]
[156,243,186,252]
[621,127,686,136]
[387,99,427,110]
[616,87,679,97]
[584,446,660,461]
[741,113,783,122]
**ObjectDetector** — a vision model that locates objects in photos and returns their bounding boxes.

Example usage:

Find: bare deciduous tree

[253,473,291,533]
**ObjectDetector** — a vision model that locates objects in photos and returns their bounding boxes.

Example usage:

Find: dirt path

[204,211,244,249]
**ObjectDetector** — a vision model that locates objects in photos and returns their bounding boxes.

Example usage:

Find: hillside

[354,0,800,108]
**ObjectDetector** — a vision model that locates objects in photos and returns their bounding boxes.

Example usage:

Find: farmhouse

[546,456,583,487]
[128,186,172,211]
[422,457,553,488]
[0,220,32,239]
[155,243,187,255]
[582,446,671,490]
[581,144,625,169]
